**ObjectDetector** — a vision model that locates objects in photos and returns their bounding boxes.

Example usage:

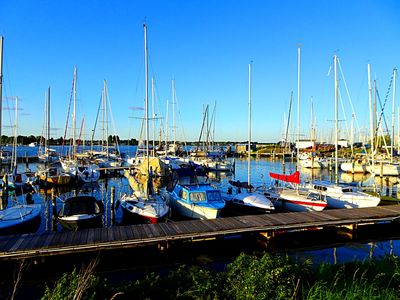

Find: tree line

[0,135,139,146]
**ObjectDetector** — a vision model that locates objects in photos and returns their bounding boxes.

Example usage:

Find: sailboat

[86,80,123,169]
[60,67,100,184]
[118,23,169,224]
[36,87,71,186]
[221,63,275,214]
[304,56,380,209]
[6,96,29,189]
[37,88,59,164]
[190,103,234,172]
[263,171,327,212]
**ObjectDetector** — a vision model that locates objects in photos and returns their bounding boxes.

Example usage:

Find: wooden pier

[0,205,400,260]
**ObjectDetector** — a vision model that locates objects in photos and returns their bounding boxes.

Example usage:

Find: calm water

[5,145,400,266]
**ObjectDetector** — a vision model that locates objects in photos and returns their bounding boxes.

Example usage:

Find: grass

[36,253,400,300]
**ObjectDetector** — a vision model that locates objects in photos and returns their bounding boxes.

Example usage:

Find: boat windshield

[190,192,206,202]
[342,188,353,193]
[206,190,222,202]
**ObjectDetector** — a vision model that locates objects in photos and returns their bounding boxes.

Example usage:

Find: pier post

[380,162,383,178]
[385,177,390,196]
[51,188,57,231]
[110,186,115,225]
[25,152,29,171]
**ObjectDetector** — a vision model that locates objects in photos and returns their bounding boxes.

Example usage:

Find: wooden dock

[0,205,400,260]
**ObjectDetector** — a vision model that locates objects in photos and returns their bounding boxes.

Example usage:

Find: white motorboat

[304,180,381,208]
[263,186,327,212]
[221,180,275,214]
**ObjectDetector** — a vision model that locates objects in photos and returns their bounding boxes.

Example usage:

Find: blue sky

[1,0,400,143]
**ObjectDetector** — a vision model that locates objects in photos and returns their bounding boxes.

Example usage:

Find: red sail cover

[269,171,300,184]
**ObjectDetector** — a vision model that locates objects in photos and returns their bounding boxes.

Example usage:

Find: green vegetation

[34,253,400,300]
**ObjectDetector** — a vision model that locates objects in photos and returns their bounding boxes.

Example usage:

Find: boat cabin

[174,184,223,204]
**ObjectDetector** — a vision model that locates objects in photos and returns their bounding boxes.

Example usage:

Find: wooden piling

[51,188,57,231]
[110,186,115,225]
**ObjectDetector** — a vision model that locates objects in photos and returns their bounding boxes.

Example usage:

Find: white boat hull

[222,191,275,212]
[264,188,327,212]
[171,199,222,219]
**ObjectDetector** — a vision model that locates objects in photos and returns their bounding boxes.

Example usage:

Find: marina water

[5,145,400,267]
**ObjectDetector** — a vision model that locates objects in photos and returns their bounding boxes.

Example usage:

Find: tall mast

[152,77,155,156]
[296,45,301,170]
[47,87,50,150]
[13,96,18,170]
[248,62,252,186]
[144,23,149,174]
[368,64,375,174]
[0,37,3,150]
[105,80,109,157]
[172,79,176,156]
[391,68,397,163]
[72,66,77,158]
[165,99,168,157]
[212,100,216,149]
[102,80,106,153]
[334,54,338,182]
[284,92,293,152]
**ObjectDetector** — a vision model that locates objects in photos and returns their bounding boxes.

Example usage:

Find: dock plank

[1,206,400,260]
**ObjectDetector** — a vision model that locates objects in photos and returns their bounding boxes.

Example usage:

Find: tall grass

[39,253,400,300]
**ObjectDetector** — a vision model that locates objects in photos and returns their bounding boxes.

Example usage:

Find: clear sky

[1,0,400,143]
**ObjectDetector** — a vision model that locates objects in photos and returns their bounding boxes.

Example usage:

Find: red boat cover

[269,171,300,184]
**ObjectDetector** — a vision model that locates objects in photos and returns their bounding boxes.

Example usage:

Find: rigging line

[196,105,209,152]
[375,89,390,137]
[105,84,121,152]
[207,101,216,147]
[174,93,188,150]
[62,73,75,155]
[337,58,361,135]
[338,89,350,142]
[374,75,393,138]
[91,94,103,149]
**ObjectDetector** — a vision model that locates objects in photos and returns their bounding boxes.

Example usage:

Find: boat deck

[0,205,400,260]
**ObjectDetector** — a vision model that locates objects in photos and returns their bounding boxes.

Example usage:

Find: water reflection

[3,157,400,235]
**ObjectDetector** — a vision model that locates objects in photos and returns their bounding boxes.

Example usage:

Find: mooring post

[51,188,57,231]
[25,152,29,170]
[385,177,390,196]
[110,186,115,225]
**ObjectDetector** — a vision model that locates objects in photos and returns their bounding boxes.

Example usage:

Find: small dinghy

[58,196,104,230]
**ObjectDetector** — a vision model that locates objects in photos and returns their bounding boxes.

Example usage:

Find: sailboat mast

[368,64,375,174]
[248,62,252,186]
[47,87,50,149]
[334,54,338,182]
[72,67,77,158]
[101,81,105,153]
[296,45,301,170]
[144,23,150,174]
[391,68,397,162]
[0,36,3,150]
[284,92,293,152]
[14,96,18,170]
[152,77,155,155]
[172,79,176,156]
[165,99,169,157]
